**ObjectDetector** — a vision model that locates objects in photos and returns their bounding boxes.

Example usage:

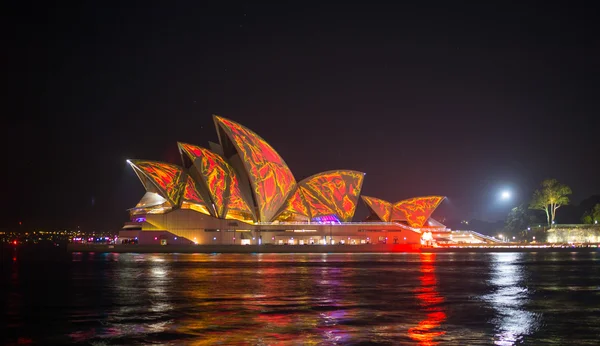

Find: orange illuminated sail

[128,160,185,206]
[300,187,337,218]
[179,143,231,217]
[182,175,204,204]
[214,115,296,221]
[227,173,253,216]
[281,188,311,218]
[298,170,365,222]
[392,196,445,228]
[361,196,392,222]
[178,142,253,219]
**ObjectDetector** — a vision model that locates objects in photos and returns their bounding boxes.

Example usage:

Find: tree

[581,203,600,224]
[529,179,572,226]
[504,204,543,238]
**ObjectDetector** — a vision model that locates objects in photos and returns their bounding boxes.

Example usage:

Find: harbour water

[1,251,599,345]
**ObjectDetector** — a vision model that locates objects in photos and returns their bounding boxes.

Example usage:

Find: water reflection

[82,254,176,342]
[409,253,447,345]
[6,252,599,345]
[485,253,540,345]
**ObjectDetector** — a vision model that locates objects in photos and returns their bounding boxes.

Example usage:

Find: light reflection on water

[483,253,541,345]
[409,253,446,345]
[2,252,600,345]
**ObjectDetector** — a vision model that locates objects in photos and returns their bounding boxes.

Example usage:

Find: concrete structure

[121,115,447,246]
[545,225,600,243]
[432,230,502,244]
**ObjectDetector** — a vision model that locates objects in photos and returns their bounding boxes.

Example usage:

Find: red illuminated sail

[179,143,231,217]
[280,188,311,218]
[298,170,365,222]
[179,142,204,160]
[215,115,296,221]
[182,176,204,204]
[300,187,337,218]
[179,142,253,219]
[128,160,185,206]
[181,177,212,215]
[392,196,445,228]
[227,173,253,216]
[361,196,392,222]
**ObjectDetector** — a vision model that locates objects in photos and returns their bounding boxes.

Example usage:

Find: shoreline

[67,243,600,254]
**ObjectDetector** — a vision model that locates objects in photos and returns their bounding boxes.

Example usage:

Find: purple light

[311,215,341,224]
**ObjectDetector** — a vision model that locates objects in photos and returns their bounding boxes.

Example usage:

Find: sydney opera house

[119,115,447,246]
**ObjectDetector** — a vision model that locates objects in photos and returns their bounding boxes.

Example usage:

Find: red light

[408,253,447,344]
[154,237,158,240]
[13,240,17,245]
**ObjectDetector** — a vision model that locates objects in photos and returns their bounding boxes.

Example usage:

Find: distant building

[120,115,447,245]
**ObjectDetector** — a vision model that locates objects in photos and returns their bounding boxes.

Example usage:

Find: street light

[500,190,511,200]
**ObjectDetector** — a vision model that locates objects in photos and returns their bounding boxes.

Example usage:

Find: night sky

[5,2,598,231]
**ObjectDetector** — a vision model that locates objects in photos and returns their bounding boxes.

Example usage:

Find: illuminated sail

[128,160,185,206]
[179,142,253,219]
[298,170,365,222]
[361,196,393,222]
[392,196,445,228]
[214,115,296,221]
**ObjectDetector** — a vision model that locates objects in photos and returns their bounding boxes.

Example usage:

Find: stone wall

[546,226,600,243]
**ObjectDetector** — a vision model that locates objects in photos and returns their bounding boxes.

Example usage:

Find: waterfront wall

[545,225,600,243]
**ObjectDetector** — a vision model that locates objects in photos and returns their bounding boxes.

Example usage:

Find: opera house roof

[127,115,444,226]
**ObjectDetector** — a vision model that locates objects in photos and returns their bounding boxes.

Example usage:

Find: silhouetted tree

[529,179,572,226]
[581,203,600,224]
[504,204,543,237]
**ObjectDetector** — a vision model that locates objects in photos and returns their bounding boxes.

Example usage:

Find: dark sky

[4,1,599,231]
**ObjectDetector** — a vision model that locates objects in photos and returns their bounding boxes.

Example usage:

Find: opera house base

[66,243,600,254]
[68,243,418,253]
